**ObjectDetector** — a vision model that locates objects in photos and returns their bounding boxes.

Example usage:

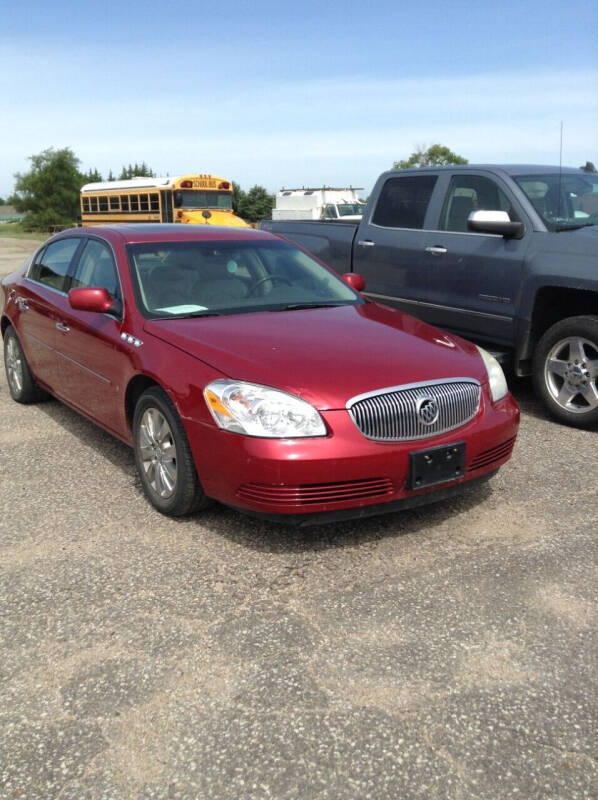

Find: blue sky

[1,0,597,197]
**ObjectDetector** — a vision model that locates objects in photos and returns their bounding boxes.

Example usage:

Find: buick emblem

[416,396,439,426]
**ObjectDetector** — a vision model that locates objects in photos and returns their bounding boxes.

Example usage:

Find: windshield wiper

[270,302,350,312]
[152,311,222,320]
[554,223,590,232]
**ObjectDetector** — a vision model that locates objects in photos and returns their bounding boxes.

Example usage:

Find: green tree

[83,167,103,182]
[0,197,5,205]
[12,147,83,230]
[393,144,468,170]
[107,169,115,181]
[119,162,155,179]
[231,181,245,214]
[238,185,274,223]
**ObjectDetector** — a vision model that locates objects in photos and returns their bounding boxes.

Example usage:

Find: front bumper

[185,388,519,521]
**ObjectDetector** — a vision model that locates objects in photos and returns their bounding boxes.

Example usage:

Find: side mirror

[342,273,365,291]
[467,210,524,239]
[69,287,113,313]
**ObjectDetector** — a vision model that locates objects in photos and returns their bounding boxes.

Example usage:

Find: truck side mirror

[342,273,365,291]
[467,210,524,239]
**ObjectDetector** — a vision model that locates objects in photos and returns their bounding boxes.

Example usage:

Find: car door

[353,173,440,313]
[53,237,130,434]
[420,172,531,345]
[17,238,84,389]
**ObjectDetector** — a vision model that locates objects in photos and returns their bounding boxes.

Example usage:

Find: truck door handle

[425,246,447,255]
[16,297,29,311]
[56,322,70,333]
[357,240,375,247]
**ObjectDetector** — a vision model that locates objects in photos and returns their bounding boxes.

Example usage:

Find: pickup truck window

[514,172,598,231]
[440,175,517,233]
[372,175,437,229]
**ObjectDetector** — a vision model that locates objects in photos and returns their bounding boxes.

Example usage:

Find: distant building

[0,205,26,224]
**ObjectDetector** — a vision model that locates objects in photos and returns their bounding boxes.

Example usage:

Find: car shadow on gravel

[35,395,136,474]
[33,389,497,554]
[185,479,496,554]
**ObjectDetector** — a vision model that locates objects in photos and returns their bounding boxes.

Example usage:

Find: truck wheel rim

[139,408,178,499]
[5,338,23,394]
[544,336,598,414]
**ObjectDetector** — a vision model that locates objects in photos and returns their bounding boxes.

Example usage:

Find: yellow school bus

[80,174,249,227]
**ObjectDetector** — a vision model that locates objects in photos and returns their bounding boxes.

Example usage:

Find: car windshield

[337,203,365,217]
[127,239,362,318]
[514,172,598,231]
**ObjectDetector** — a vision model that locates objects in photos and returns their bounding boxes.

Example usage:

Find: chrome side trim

[366,222,506,237]
[363,292,512,322]
[55,350,111,384]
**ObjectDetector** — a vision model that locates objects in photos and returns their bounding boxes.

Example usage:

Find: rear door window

[28,238,81,292]
[372,175,438,229]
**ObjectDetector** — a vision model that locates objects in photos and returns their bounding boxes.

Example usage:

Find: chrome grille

[348,380,481,441]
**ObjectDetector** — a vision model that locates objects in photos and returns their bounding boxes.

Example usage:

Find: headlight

[475,346,508,402]
[204,380,327,438]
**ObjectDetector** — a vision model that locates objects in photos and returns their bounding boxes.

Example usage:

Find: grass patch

[0,227,48,241]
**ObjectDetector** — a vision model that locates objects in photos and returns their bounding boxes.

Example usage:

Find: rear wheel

[533,315,598,428]
[3,326,46,404]
[133,386,212,516]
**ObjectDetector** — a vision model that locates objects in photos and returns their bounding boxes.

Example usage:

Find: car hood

[143,303,487,410]
[540,224,598,256]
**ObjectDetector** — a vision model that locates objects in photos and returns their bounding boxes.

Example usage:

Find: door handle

[56,322,70,333]
[16,297,29,311]
[357,240,375,247]
[425,246,447,255]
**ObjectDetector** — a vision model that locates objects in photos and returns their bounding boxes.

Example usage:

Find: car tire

[3,325,47,404]
[133,386,213,516]
[533,315,598,428]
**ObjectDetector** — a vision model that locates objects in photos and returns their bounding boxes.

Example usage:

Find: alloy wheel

[5,336,24,395]
[544,336,598,414]
[138,407,178,499]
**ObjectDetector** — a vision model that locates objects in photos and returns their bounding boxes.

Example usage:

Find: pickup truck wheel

[133,387,213,516]
[533,315,598,428]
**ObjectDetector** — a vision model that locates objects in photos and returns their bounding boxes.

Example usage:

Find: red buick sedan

[1,225,519,524]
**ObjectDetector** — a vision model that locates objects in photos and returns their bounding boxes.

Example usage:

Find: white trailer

[272,187,366,221]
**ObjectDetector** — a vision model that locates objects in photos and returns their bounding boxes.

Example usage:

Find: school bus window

[120,195,129,211]
[99,196,108,212]
[90,197,99,212]
[109,196,120,211]
[150,193,160,211]
[82,197,90,212]
[130,195,139,212]
[139,194,149,212]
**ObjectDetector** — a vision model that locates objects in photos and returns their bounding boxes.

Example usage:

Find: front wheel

[532,315,598,428]
[133,386,212,516]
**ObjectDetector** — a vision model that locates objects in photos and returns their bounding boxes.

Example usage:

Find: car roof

[388,164,586,177]
[54,224,276,245]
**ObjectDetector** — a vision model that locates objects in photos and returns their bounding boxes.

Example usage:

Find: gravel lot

[1,238,596,799]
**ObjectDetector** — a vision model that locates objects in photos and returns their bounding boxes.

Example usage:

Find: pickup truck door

[353,173,440,313]
[420,171,530,346]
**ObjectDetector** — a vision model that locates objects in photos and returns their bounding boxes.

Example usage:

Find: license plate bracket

[408,442,466,490]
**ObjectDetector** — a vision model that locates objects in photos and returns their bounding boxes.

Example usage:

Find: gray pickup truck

[261,165,598,428]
